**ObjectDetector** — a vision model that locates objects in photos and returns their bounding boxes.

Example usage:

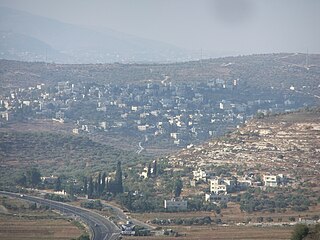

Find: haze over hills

[0,53,319,155]
[0,7,190,63]
[0,2,320,239]
[0,31,65,61]
[1,53,320,95]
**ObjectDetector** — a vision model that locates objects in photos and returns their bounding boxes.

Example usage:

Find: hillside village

[1,3,320,238]
[0,57,319,238]
[6,109,319,223]
[153,110,320,214]
[0,74,318,154]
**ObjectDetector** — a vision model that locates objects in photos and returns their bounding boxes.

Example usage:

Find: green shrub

[291,224,309,240]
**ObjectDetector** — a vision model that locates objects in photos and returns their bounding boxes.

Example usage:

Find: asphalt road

[100,200,154,230]
[0,191,121,240]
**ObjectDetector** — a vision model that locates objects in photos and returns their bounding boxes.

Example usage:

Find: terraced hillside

[169,108,320,197]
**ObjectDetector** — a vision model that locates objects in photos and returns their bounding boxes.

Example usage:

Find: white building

[72,128,79,134]
[58,81,69,92]
[170,132,179,139]
[205,193,229,203]
[140,168,148,179]
[209,177,236,194]
[99,121,107,130]
[263,175,279,187]
[263,174,287,187]
[54,189,67,195]
[137,125,148,131]
[193,169,207,182]
[139,166,154,179]
[41,175,58,184]
[0,111,10,121]
[164,198,187,210]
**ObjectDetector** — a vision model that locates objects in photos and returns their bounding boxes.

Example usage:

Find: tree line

[86,161,123,198]
[15,161,124,199]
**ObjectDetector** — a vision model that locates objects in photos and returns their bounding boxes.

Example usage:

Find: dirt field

[220,203,320,223]
[131,203,320,224]
[0,196,85,240]
[127,203,320,240]
[180,226,292,240]
[0,215,83,240]
[123,225,293,240]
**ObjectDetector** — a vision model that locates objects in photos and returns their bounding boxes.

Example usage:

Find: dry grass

[123,226,292,240]
[0,196,85,240]
[128,203,320,240]
[0,119,74,134]
[220,203,320,223]
[0,216,83,240]
[131,203,320,224]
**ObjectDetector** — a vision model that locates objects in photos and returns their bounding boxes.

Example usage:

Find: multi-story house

[192,169,207,182]
[209,177,236,194]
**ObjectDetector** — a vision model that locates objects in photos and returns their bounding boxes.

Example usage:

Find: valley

[0,55,319,239]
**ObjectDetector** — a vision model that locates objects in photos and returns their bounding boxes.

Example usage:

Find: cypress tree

[153,160,157,177]
[97,172,101,196]
[106,178,109,192]
[26,167,41,187]
[83,177,88,195]
[114,161,123,193]
[174,178,183,197]
[68,182,74,198]
[54,177,62,191]
[88,176,93,198]
[147,163,152,178]
[16,174,27,187]
[101,172,106,194]
[94,181,98,196]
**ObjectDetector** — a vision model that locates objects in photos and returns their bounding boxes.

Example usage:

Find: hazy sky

[0,0,319,55]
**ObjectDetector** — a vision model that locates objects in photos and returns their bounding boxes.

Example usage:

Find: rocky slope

[169,109,320,188]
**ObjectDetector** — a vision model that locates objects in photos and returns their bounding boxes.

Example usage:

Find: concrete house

[164,198,187,210]
[205,193,229,204]
[192,169,207,182]
[209,177,236,194]
[263,175,279,187]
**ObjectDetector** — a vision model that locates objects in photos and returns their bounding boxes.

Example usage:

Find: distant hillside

[0,31,65,62]
[0,53,319,96]
[0,131,146,184]
[0,7,189,63]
